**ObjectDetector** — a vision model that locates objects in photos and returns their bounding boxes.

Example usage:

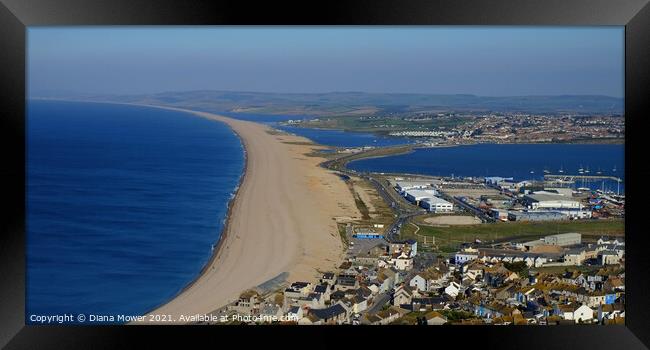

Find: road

[364,292,390,315]
[322,155,425,243]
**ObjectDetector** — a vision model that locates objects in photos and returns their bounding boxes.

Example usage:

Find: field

[401,218,624,253]
[298,115,472,134]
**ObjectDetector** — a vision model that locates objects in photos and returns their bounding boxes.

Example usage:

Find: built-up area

[214,173,624,325]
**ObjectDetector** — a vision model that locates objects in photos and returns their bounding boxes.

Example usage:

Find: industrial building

[522,193,581,210]
[420,197,454,213]
[490,209,510,221]
[508,211,565,222]
[395,181,431,194]
[404,189,438,204]
[543,232,581,246]
[485,176,514,185]
[554,209,593,219]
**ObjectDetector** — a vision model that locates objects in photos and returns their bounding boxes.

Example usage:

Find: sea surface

[27,100,244,324]
[348,143,625,193]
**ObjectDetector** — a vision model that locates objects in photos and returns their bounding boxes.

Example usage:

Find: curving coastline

[129,106,361,323]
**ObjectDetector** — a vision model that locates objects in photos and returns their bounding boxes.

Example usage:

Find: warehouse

[522,193,582,210]
[420,197,454,213]
[395,181,432,193]
[404,189,438,204]
[508,211,565,222]
[543,232,582,246]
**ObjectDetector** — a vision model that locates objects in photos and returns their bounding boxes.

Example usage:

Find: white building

[572,304,595,323]
[598,251,620,265]
[420,196,454,213]
[396,181,431,193]
[523,193,581,210]
[404,189,438,204]
[445,282,462,298]
[409,275,427,291]
[544,233,581,246]
[455,248,479,265]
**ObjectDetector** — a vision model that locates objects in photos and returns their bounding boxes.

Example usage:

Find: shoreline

[98,102,361,323]
[32,99,360,323]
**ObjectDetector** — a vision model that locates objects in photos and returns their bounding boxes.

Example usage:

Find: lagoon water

[26,102,625,324]
[348,143,625,193]
[27,100,244,323]
[276,125,412,147]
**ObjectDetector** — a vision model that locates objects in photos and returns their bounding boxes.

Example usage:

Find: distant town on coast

[27,27,624,326]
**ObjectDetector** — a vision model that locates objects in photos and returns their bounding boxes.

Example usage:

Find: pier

[544,174,622,182]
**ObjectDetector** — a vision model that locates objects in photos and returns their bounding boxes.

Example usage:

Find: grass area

[327,145,414,171]
[346,182,371,220]
[390,311,428,325]
[531,265,621,275]
[281,141,314,146]
[345,177,397,230]
[300,115,472,134]
[439,310,478,322]
[401,218,624,253]
[337,223,349,247]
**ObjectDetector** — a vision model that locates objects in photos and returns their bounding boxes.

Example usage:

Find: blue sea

[26,100,244,324]
[348,143,625,193]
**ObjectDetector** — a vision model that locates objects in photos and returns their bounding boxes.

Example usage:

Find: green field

[402,218,624,253]
[299,115,472,134]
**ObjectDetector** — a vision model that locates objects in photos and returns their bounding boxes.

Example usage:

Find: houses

[364,306,405,325]
[335,274,359,291]
[597,303,624,322]
[409,274,427,291]
[393,284,415,307]
[455,247,479,264]
[389,240,418,258]
[555,303,594,323]
[223,220,624,326]
[425,311,448,325]
[445,281,462,298]
[286,306,303,321]
[230,290,262,316]
[564,248,587,266]
[259,303,283,320]
[391,252,414,271]
[299,302,349,325]
[320,272,336,286]
[412,296,448,312]
[598,251,620,265]
[284,282,312,299]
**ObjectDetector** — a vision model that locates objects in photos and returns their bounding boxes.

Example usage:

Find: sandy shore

[136,106,360,323]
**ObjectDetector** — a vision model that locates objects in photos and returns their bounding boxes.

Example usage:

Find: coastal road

[323,153,427,243]
[364,292,391,315]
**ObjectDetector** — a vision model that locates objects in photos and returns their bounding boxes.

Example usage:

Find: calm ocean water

[26,100,244,323]
[348,143,625,193]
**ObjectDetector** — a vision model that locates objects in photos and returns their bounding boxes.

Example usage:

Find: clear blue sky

[28,26,624,97]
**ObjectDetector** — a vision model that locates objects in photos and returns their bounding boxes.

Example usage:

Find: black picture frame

[1,0,649,349]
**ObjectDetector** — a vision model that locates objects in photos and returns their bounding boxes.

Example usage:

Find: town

[207,172,625,326]
[284,112,624,145]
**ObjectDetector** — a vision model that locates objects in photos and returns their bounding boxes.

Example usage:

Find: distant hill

[34,90,624,116]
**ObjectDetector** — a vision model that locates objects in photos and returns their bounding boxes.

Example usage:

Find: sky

[28,27,624,98]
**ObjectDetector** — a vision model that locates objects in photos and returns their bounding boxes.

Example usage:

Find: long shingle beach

[138,107,360,323]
